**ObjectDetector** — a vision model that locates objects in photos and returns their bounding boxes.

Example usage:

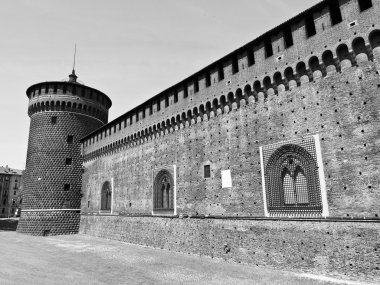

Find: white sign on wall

[221,170,232,188]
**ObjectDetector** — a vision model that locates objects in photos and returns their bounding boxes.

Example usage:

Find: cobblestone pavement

[0,231,371,285]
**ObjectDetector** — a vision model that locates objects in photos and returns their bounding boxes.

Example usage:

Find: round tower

[17,70,112,236]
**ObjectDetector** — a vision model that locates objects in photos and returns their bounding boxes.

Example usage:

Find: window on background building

[100,181,112,211]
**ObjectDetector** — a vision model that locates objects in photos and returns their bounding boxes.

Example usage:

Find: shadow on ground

[0,218,18,231]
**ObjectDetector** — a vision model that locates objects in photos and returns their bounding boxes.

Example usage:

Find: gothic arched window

[153,169,174,213]
[264,144,322,216]
[101,181,112,211]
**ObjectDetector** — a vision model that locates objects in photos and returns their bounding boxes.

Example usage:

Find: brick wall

[80,215,380,283]
[18,112,104,235]
[82,60,380,218]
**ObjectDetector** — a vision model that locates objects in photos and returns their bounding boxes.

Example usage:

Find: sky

[0,0,320,170]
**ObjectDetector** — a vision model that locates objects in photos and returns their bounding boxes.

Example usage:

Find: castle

[18,0,380,282]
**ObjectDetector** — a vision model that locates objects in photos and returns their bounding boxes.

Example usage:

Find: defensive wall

[79,0,379,282]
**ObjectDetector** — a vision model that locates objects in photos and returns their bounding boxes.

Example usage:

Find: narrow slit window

[183,86,188,98]
[247,49,255,66]
[329,0,342,25]
[72,85,76,95]
[218,65,224,81]
[205,72,211,87]
[149,104,153,115]
[232,57,239,74]
[157,100,161,111]
[358,0,372,11]
[174,91,178,103]
[204,165,211,178]
[65,158,72,165]
[264,40,273,57]
[194,79,199,93]
[305,15,316,38]
[165,95,169,107]
[62,84,67,94]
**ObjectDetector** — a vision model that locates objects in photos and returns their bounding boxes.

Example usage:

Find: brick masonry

[18,80,110,236]
[80,215,380,283]
[82,60,380,218]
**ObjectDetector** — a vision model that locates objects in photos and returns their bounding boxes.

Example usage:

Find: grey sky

[0,0,320,169]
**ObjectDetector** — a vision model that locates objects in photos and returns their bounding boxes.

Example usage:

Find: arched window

[101,181,112,211]
[153,169,174,213]
[264,144,322,216]
[281,162,309,205]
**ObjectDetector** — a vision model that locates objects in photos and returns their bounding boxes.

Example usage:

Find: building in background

[0,166,23,218]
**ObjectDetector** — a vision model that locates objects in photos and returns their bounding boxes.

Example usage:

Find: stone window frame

[260,134,329,218]
[152,165,176,216]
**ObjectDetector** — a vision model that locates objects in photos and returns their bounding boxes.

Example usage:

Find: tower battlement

[26,79,111,124]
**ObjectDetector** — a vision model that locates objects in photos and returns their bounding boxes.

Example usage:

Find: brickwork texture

[18,80,110,236]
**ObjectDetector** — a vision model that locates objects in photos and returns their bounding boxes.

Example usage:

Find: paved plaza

[0,230,373,285]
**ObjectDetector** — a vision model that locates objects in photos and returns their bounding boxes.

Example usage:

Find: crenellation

[83,0,380,147]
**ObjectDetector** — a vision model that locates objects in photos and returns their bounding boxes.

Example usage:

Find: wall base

[17,210,80,236]
[80,214,380,283]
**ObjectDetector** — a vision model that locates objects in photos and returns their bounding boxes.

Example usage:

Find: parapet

[26,76,112,124]
[81,0,380,151]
